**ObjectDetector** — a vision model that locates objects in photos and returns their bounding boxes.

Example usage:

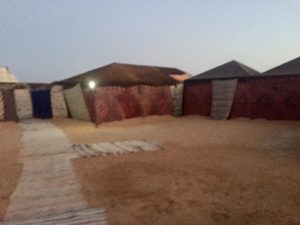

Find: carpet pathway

[1,119,107,225]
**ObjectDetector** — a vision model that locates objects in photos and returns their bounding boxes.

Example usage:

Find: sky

[0,0,300,82]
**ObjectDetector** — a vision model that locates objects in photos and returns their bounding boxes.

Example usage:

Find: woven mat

[72,139,163,158]
[1,120,107,225]
[0,207,107,225]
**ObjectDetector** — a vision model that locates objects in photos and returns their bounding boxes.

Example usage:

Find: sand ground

[0,122,22,220]
[52,116,300,225]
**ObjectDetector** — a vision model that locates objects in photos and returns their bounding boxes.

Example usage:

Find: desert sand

[52,115,300,225]
[0,122,22,220]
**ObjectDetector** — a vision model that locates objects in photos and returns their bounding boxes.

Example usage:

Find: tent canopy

[189,60,260,81]
[58,63,187,87]
[263,56,300,76]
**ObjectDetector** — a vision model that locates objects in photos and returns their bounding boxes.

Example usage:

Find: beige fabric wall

[170,83,184,117]
[211,79,238,120]
[51,85,68,117]
[64,84,90,121]
[14,89,33,120]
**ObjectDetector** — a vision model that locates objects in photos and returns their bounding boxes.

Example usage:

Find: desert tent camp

[183,60,260,119]
[57,63,188,124]
[230,57,300,120]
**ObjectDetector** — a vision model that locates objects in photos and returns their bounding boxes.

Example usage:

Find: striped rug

[72,140,163,158]
[0,207,107,225]
[0,120,107,225]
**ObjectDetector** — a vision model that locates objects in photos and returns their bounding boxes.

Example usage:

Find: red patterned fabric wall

[183,82,212,116]
[231,76,300,120]
[92,85,172,124]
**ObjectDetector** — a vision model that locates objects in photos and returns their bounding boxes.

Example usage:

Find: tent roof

[0,66,19,83]
[190,60,260,80]
[263,56,300,76]
[58,63,186,87]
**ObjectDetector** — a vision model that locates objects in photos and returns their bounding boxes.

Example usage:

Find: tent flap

[51,85,68,117]
[211,79,238,120]
[64,84,91,121]
[14,89,33,120]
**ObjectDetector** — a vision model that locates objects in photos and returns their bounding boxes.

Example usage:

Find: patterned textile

[170,83,184,116]
[31,89,53,119]
[94,85,172,124]
[14,89,33,120]
[183,82,212,116]
[50,85,68,117]
[1,89,18,122]
[134,85,173,117]
[64,84,90,121]
[231,76,300,120]
[0,91,4,120]
[211,79,237,120]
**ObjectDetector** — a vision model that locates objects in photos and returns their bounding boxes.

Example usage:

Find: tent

[184,60,260,119]
[58,63,187,123]
[0,66,18,83]
[230,57,300,120]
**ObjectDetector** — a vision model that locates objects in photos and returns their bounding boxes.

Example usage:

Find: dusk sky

[1,0,300,82]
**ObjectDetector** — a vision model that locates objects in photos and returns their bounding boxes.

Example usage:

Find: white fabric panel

[64,84,90,121]
[50,85,68,117]
[211,79,238,120]
[170,83,184,117]
[14,89,33,120]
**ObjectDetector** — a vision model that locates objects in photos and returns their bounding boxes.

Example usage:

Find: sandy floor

[52,116,300,225]
[0,122,22,220]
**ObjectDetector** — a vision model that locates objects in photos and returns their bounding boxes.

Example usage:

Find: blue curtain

[31,89,53,119]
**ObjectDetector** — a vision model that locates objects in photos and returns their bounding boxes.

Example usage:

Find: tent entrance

[211,79,237,120]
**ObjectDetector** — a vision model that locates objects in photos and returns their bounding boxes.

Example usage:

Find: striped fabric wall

[64,84,90,121]
[170,83,184,117]
[211,79,237,120]
[51,85,68,117]
[0,91,4,120]
[14,89,33,120]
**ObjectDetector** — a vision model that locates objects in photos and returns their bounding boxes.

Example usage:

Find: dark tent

[184,60,260,119]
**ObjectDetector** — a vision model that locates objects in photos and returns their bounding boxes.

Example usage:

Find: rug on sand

[72,139,163,157]
[0,120,107,225]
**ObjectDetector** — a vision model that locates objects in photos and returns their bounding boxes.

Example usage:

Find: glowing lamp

[88,80,96,89]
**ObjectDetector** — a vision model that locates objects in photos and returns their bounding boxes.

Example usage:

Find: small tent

[184,60,260,119]
[57,63,188,124]
[230,57,300,120]
[0,66,18,83]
